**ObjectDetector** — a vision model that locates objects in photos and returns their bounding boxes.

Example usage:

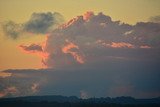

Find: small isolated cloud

[19,43,48,67]
[23,12,64,34]
[31,83,39,93]
[2,21,22,39]
[19,43,43,53]
[1,12,64,39]
[80,90,89,99]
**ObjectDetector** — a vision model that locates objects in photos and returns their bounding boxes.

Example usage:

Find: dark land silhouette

[0,95,160,107]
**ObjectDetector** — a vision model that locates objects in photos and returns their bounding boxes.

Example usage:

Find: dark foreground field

[0,95,160,107]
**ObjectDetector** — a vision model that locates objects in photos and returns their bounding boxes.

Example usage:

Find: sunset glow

[0,0,160,99]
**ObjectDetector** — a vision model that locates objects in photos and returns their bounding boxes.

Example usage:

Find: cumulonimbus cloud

[18,11,160,68]
[1,11,160,98]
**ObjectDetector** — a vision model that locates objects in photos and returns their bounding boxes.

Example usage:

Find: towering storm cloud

[20,12,160,68]
[0,11,160,98]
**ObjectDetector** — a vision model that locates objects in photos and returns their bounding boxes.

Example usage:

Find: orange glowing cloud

[83,11,94,21]
[19,43,48,57]
[60,11,94,29]
[96,40,135,48]
[19,43,42,53]
[0,72,12,78]
[60,17,79,29]
[140,45,151,49]
[17,11,159,69]
[110,42,135,48]
[62,40,84,64]
[18,43,49,68]
[31,83,39,93]
[0,86,18,97]
[0,93,5,97]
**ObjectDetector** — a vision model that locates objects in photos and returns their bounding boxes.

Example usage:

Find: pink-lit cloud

[140,45,151,49]
[19,43,49,67]
[19,43,43,53]
[96,40,135,48]
[62,40,84,64]
[83,11,94,21]
[31,83,39,93]
[0,69,48,97]
[0,72,12,78]
[17,11,160,69]
[0,11,159,99]
[110,42,135,48]
[80,90,89,99]
[0,86,18,97]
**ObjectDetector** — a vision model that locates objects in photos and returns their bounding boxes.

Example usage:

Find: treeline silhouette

[0,95,160,107]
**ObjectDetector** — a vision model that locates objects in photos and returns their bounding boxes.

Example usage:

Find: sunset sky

[0,0,160,70]
[0,0,160,98]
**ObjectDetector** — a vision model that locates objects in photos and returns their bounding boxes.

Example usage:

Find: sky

[0,0,160,70]
[0,0,160,98]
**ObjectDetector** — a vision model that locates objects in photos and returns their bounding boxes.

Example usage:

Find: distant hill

[0,95,79,103]
[0,95,160,107]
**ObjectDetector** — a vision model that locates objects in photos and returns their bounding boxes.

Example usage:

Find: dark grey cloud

[19,44,43,52]
[0,69,48,97]
[34,12,160,68]
[0,61,160,98]
[2,21,22,39]
[23,12,64,34]
[1,12,64,39]
[16,12,160,99]
[1,12,160,98]
[126,22,160,47]
[14,12,160,99]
